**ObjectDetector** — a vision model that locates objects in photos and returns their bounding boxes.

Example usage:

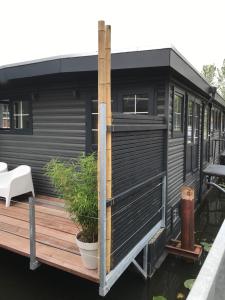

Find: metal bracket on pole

[29,196,41,270]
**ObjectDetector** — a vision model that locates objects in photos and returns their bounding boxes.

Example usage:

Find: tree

[201,64,217,85]
[201,61,225,99]
[217,59,225,99]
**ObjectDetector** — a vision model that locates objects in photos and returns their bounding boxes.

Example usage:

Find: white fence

[187,220,225,300]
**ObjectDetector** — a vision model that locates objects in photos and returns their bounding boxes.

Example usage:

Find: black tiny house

[0,48,224,280]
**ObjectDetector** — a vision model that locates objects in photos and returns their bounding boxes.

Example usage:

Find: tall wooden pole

[98,20,106,275]
[105,25,112,273]
[98,20,112,274]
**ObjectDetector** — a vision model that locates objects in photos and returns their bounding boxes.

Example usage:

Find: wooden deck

[0,195,99,283]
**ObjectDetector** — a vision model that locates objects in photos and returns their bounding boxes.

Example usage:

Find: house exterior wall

[110,114,167,268]
[166,77,225,240]
[0,83,87,195]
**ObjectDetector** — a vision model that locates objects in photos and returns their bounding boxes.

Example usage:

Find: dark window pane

[123,95,135,113]
[173,93,183,133]
[123,94,149,114]
[194,104,200,144]
[186,144,192,173]
[136,94,148,113]
[193,104,200,169]
[13,100,30,129]
[204,109,208,140]
[91,114,98,130]
[91,100,98,114]
[187,100,193,144]
[91,130,98,146]
[0,101,10,129]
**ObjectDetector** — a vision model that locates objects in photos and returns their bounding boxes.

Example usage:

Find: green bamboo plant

[44,153,98,243]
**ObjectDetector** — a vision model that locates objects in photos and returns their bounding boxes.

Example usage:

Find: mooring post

[181,187,195,251]
[29,196,40,270]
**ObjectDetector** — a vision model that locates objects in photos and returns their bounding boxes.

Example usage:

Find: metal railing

[29,196,40,270]
[187,220,225,300]
[99,172,167,296]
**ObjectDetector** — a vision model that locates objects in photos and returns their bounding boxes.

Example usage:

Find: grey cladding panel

[111,113,167,268]
[0,87,86,196]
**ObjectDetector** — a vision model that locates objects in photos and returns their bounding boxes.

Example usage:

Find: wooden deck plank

[11,200,69,219]
[0,203,78,235]
[36,243,99,283]
[36,194,65,204]
[0,219,79,254]
[0,215,77,244]
[0,231,98,282]
[0,195,99,283]
[0,230,29,256]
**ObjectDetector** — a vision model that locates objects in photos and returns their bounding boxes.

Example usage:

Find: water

[0,188,224,300]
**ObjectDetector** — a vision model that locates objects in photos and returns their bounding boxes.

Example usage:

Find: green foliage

[201,64,217,85]
[200,241,212,252]
[184,279,195,290]
[153,296,167,300]
[218,59,225,99]
[201,60,225,99]
[44,153,98,242]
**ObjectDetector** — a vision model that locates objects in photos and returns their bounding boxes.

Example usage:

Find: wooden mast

[98,20,112,273]
[105,24,112,272]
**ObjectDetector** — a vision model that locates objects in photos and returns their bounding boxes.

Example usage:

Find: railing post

[29,196,40,270]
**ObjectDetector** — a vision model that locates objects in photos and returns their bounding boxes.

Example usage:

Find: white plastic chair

[0,162,8,173]
[0,165,35,207]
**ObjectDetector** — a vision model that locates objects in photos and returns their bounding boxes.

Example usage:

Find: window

[187,101,193,144]
[193,103,200,170]
[185,96,201,174]
[122,94,148,114]
[0,100,10,129]
[204,108,209,140]
[14,101,30,129]
[172,91,184,137]
[0,98,32,134]
[203,107,209,162]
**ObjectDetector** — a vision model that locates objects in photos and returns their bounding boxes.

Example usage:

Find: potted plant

[45,153,98,269]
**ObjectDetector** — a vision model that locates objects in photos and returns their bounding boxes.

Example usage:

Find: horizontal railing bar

[109,124,167,132]
[107,171,166,207]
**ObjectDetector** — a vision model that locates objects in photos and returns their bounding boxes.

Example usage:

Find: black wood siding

[111,114,167,268]
[0,86,86,195]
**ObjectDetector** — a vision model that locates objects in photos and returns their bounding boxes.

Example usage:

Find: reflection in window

[204,109,208,140]
[13,101,30,129]
[194,104,200,145]
[187,101,193,144]
[0,101,10,129]
[123,94,148,114]
[173,93,184,134]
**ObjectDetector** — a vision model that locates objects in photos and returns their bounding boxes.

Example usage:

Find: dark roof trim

[0,48,224,105]
[169,48,224,106]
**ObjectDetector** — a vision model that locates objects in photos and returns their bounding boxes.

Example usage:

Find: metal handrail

[29,196,40,270]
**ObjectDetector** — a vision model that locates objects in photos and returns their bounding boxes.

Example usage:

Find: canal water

[0,188,224,300]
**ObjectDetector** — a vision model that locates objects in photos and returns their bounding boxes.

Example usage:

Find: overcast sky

[0,0,224,71]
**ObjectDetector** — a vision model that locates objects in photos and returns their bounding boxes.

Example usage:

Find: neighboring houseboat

[0,47,224,295]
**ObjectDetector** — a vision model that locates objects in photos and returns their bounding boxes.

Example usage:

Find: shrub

[44,153,98,242]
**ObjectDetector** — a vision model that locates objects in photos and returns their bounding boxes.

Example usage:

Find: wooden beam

[105,24,112,273]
